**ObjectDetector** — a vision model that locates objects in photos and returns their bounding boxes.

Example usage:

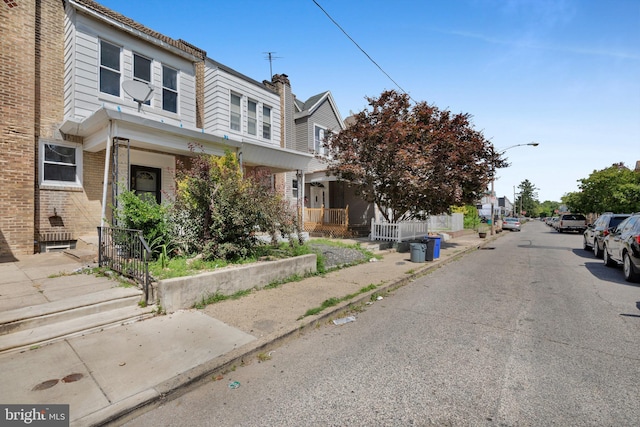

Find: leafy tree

[562,163,640,214]
[514,179,539,217]
[537,200,561,218]
[324,90,504,222]
[171,147,299,260]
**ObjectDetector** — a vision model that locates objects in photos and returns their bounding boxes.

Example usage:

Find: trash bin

[431,236,441,259]
[409,243,426,263]
[424,238,435,261]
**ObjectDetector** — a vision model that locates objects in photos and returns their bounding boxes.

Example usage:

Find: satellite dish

[122,80,154,110]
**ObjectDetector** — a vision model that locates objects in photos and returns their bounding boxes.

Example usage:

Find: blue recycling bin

[431,236,441,259]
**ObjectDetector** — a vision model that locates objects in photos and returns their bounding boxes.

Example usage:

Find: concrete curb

[81,235,497,426]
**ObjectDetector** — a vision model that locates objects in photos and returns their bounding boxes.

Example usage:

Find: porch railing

[370,220,429,242]
[304,205,349,226]
[302,205,350,237]
[97,226,151,303]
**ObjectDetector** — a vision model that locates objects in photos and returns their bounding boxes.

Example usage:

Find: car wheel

[583,236,591,250]
[557,229,563,233]
[603,245,616,267]
[623,253,640,283]
[593,240,603,258]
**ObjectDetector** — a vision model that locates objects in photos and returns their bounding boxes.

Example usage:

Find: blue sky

[99,0,639,203]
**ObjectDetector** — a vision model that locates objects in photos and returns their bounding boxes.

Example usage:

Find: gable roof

[294,91,345,130]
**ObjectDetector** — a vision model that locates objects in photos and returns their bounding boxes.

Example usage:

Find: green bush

[115,190,169,259]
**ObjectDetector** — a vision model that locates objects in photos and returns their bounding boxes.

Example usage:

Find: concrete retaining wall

[156,254,317,313]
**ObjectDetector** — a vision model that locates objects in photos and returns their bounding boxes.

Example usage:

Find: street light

[490,142,539,235]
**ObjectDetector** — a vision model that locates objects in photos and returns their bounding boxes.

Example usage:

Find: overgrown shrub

[114,190,170,259]
[172,146,301,260]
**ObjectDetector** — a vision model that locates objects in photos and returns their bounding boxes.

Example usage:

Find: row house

[266,81,375,236]
[0,0,312,258]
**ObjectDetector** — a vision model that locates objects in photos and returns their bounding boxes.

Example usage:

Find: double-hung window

[40,141,82,187]
[247,100,257,136]
[133,53,152,105]
[162,65,178,113]
[262,106,271,140]
[100,40,121,96]
[314,125,326,155]
[230,93,241,131]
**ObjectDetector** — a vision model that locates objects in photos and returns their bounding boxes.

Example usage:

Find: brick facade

[1,0,37,257]
[1,1,107,256]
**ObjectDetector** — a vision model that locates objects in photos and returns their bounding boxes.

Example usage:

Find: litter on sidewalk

[333,316,356,325]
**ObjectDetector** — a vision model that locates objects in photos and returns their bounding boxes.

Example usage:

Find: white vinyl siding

[203,60,281,146]
[66,12,197,126]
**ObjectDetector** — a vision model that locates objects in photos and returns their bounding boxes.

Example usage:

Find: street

[124,221,640,426]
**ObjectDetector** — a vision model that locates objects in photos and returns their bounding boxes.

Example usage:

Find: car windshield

[505,218,518,222]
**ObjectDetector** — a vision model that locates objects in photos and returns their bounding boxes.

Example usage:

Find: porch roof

[59,107,313,172]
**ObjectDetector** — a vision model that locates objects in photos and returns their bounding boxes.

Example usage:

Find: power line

[312,0,413,102]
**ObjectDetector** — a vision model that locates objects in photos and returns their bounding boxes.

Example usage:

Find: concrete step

[0,287,144,335]
[0,304,155,354]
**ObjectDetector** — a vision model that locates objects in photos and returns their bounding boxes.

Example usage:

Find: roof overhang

[59,107,312,172]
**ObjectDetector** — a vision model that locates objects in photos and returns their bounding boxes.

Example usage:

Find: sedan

[502,217,521,232]
[602,213,640,282]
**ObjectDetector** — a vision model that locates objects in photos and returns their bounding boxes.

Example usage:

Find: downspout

[100,120,113,226]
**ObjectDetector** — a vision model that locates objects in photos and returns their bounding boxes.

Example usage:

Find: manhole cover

[62,373,84,383]
[32,379,59,391]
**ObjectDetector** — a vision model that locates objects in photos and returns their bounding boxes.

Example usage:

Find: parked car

[556,213,587,233]
[583,213,631,258]
[602,213,640,283]
[502,217,521,231]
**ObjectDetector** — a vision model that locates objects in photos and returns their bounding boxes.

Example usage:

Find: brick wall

[0,0,37,257]
[1,1,107,256]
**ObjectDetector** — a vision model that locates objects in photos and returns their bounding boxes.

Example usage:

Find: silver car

[502,217,521,231]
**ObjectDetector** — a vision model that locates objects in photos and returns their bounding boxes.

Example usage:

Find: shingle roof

[71,0,207,60]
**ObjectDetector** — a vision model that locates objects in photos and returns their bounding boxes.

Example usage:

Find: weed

[257,352,272,362]
[138,300,147,308]
[193,289,253,309]
[405,269,415,274]
[299,283,379,319]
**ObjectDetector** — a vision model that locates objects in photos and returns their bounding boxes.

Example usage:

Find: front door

[309,185,327,209]
[131,165,161,204]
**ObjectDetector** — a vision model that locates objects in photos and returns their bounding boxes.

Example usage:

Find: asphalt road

[124,221,640,426]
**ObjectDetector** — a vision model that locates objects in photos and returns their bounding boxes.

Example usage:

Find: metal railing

[97,226,151,303]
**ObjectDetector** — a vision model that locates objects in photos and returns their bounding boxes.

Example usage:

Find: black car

[602,213,640,283]
[583,213,631,258]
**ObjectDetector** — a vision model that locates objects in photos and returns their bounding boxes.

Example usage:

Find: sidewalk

[0,231,498,426]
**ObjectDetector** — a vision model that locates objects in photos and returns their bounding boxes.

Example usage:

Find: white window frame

[262,105,271,140]
[247,99,257,136]
[230,92,242,132]
[133,52,152,106]
[39,140,83,188]
[162,65,178,113]
[314,124,327,156]
[99,40,121,97]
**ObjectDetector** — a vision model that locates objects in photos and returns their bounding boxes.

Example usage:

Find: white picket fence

[370,213,463,242]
